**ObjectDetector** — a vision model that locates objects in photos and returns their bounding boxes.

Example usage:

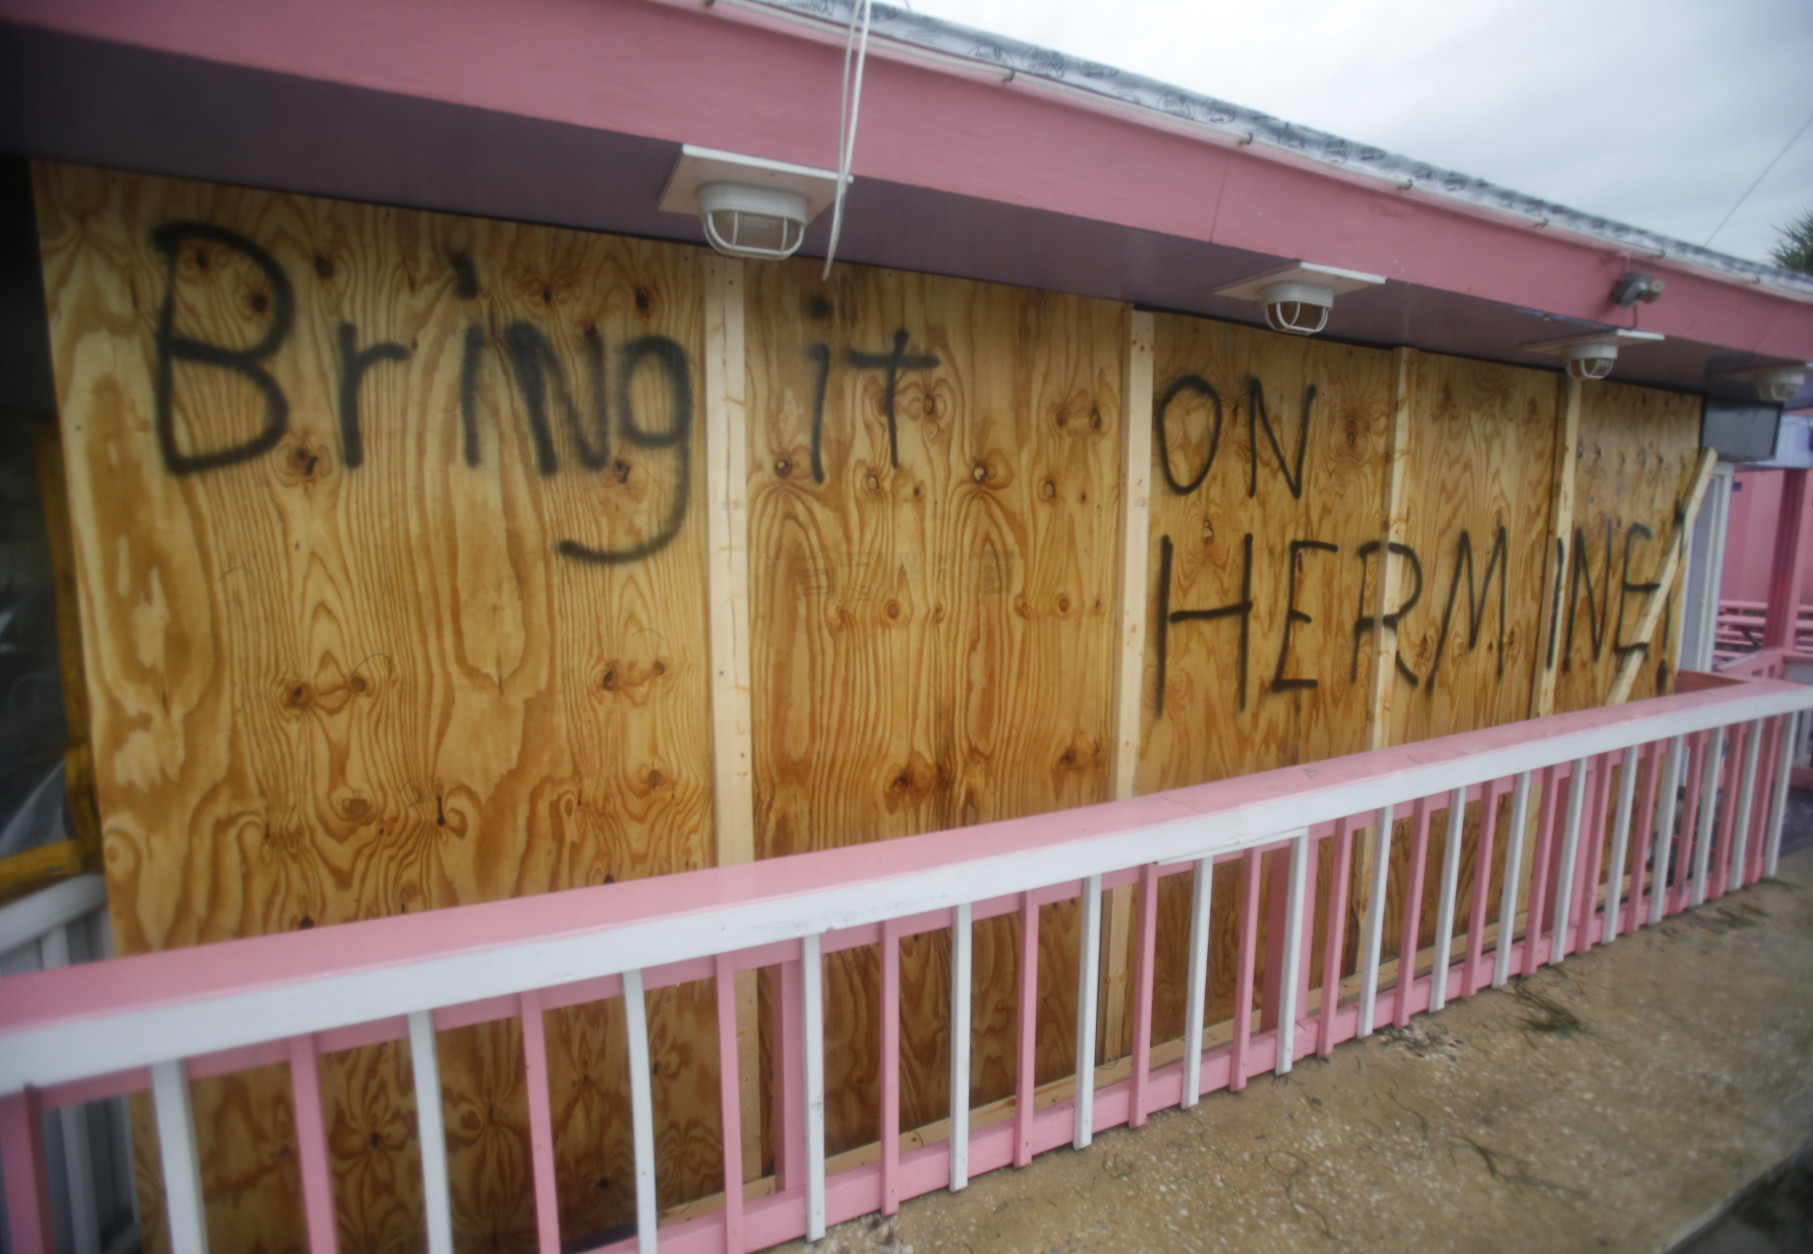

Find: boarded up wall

[744,261,1124,1152]
[33,158,1712,1252]
[34,162,719,1252]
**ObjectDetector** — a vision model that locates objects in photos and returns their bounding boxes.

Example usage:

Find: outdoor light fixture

[1522,328,1665,382]
[659,145,841,262]
[1213,262,1386,336]
[1711,362,1811,404]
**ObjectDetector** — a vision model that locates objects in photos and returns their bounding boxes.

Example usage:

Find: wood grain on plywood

[34,161,719,1251]
[1140,312,1393,1044]
[1553,381,1703,713]
[744,261,1123,1151]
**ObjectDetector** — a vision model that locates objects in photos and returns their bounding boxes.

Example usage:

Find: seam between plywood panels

[1102,308,1153,1062]
[702,253,764,1180]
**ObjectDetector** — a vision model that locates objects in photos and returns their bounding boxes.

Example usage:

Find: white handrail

[1,680,1808,1098]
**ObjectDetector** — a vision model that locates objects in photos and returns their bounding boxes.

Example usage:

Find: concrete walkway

[779,848,1813,1254]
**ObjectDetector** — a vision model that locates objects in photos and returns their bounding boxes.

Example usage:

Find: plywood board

[34,162,718,1250]
[1140,312,1393,1042]
[1552,382,1703,713]
[744,261,1124,1151]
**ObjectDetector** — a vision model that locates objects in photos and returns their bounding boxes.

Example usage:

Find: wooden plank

[702,253,766,1182]
[1101,308,1154,1064]
[33,160,721,1251]
[1363,347,1414,752]
[1390,353,1558,742]
[1605,447,1718,705]
[1530,375,1580,720]
[1552,381,1704,712]
[743,259,1124,1155]
[1140,312,1392,1054]
[32,417,103,868]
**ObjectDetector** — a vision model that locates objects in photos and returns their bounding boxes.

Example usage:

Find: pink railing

[2,677,1810,1254]
[1715,599,1813,664]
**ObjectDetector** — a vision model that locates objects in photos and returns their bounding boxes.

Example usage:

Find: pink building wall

[1724,468,1813,606]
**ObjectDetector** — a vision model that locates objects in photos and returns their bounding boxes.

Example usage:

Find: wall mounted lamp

[1522,328,1665,381]
[659,145,841,261]
[1212,262,1385,336]
[1710,362,1810,405]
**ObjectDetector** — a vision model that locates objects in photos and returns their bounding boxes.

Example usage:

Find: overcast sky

[909,0,1813,267]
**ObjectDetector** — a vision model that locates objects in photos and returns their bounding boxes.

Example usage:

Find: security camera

[1612,273,1665,308]
[1213,262,1385,338]
[1562,338,1619,381]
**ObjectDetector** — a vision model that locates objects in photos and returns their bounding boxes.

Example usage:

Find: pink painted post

[1462,780,1503,997]
[1318,817,1355,1057]
[0,1088,53,1254]
[288,1035,341,1254]
[1762,469,1812,652]
[1394,796,1433,1028]
[518,990,561,1254]
[1228,849,1263,1092]
[1626,742,1662,930]
[713,955,744,1253]
[1128,864,1160,1126]
[774,958,806,1194]
[1712,722,1747,899]
[1523,765,1563,977]
[1574,754,1612,952]
[1672,732,1710,914]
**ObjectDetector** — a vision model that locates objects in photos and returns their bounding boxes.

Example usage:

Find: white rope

[822,0,873,279]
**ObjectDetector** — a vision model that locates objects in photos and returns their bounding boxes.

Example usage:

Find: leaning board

[34,162,718,1251]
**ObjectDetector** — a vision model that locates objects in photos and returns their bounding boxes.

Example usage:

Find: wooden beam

[1607,448,1718,705]
[1530,374,1582,720]
[0,839,85,902]
[1363,347,1415,752]
[701,252,763,1180]
[31,417,101,871]
[1101,308,1153,1063]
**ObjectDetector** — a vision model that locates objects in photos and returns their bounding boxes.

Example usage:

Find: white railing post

[951,903,973,1181]
[1728,718,1765,888]
[1180,859,1213,1106]
[802,933,827,1240]
[1072,882,1100,1143]
[407,1011,454,1254]
[1764,713,1799,878]
[1357,804,1395,1038]
[1492,772,1532,988]
[150,1059,209,1254]
[620,969,658,1254]
[1273,832,1310,1074]
[1692,726,1727,906]
[1601,745,1640,945]
[1649,736,1686,926]
[1550,759,1590,963]
[1428,788,1466,1013]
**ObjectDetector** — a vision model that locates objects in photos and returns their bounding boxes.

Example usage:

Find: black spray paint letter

[1156,531,1255,715]
[1351,540,1424,686]
[557,336,693,566]
[151,222,295,475]
[1154,375,1224,496]
[1273,539,1339,692]
[336,323,409,470]
[845,330,940,470]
